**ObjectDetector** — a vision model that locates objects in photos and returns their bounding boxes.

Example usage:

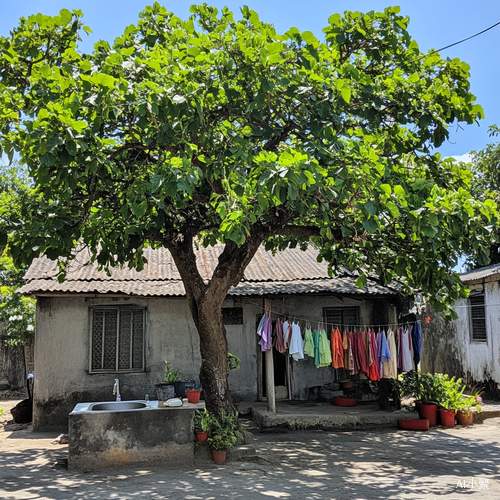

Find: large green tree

[464,125,500,268]
[0,4,496,413]
[0,164,36,346]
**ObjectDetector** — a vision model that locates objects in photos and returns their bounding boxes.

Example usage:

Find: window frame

[88,305,146,374]
[469,294,487,343]
[323,306,360,330]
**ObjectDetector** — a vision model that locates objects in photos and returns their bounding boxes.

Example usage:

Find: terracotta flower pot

[212,450,227,464]
[419,404,438,426]
[457,410,473,426]
[187,389,201,404]
[439,409,456,428]
[196,432,208,442]
[398,419,430,431]
[332,397,357,407]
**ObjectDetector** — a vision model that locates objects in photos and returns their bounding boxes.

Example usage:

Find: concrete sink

[90,401,147,411]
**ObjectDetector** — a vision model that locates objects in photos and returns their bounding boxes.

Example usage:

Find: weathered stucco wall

[0,322,28,390]
[33,295,259,430]
[421,281,500,397]
[33,293,396,430]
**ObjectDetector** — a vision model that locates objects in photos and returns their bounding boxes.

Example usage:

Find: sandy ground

[1,398,500,499]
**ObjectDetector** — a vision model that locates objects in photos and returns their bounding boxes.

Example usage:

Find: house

[19,244,401,431]
[421,262,500,398]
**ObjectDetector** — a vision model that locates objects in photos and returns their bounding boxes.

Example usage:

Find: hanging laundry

[303,326,315,358]
[273,318,286,354]
[342,331,352,372]
[367,329,380,381]
[317,328,332,368]
[312,330,320,367]
[400,326,413,372]
[283,320,292,346]
[331,328,344,369]
[257,313,272,351]
[383,328,398,379]
[412,321,422,367]
[289,322,304,361]
[355,331,369,376]
[372,329,381,373]
[348,331,355,374]
[378,329,391,377]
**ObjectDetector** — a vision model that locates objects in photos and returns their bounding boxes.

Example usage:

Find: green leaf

[257,193,268,211]
[340,87,351,104]
[301,31,318,46]
[386,201,400,218]
[422,226,438,238]
[355,275,367,288]
[362,219,378,233]
[365,201,377,215]
[130,201,147,217]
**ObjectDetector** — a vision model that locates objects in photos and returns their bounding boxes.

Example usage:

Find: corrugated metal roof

[19,245,398,297]
[460,262,500,283]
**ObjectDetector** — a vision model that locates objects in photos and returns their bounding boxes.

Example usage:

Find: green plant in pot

[207,411,239,464]
[438,375,465,428]
[413,373,447,427]
[155,361,180,401]
[193,409,210,442]
[457,388,483,425]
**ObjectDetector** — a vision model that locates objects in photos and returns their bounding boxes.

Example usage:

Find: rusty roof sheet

[19,245,398,297]
[460,262,500,283]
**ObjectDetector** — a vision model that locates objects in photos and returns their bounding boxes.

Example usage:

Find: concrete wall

[33,293,396,430]
[421,281,500,397]
[0,322,30,390]
[33,295,259,431]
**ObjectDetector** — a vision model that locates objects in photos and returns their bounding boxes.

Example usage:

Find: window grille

[90,307,145,372]
[323,307,360,329]
[470,295,487,342]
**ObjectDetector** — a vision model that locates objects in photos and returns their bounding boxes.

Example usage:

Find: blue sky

[1,0,500,157]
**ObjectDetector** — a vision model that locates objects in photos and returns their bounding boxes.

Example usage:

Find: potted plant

[457,393,483,425]
[193,408,210,442]
[438,375,465,428]
[415,373,447,426]
[207,411,239,464]
[155,361,179,401]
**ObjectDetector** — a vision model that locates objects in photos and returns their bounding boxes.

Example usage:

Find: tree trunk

[196,295,235,415]
[168,232,268,416]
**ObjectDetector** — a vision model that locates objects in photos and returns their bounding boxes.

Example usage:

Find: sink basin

[90,402,147,411]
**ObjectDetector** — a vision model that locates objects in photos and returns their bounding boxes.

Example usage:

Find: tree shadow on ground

[0,422,499,499]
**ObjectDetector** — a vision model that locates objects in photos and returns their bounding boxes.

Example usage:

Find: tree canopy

[0,164,35,346]
[464,125,500,269]
[0,3,497,411]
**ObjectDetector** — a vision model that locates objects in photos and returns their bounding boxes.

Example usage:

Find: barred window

[470,295,487,343]
[90,307,145,372]
[323,307,360,329]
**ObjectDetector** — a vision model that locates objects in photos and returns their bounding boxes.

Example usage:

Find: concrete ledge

[251,402,410,431]
[69,406,196,470]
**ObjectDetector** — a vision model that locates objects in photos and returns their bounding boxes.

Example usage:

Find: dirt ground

[1,398,500,499]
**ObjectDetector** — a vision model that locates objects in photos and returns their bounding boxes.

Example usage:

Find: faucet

[113,379,121,401]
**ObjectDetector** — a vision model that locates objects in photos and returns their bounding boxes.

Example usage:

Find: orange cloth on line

[343,331,351,371]
[331,328,344,369]
[367,329,380,381]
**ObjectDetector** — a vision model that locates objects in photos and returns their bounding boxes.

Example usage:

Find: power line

[434,20,500,53]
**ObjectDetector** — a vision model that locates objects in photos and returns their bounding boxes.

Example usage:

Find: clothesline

[242,298,418,330]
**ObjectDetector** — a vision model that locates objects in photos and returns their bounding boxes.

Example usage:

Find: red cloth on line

[331,328,344,369]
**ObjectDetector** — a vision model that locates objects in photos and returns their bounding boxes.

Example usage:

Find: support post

[264,298,276,414]
[265,348,276,413]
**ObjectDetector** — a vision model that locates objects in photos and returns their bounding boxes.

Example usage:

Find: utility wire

[434,20,500,53]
